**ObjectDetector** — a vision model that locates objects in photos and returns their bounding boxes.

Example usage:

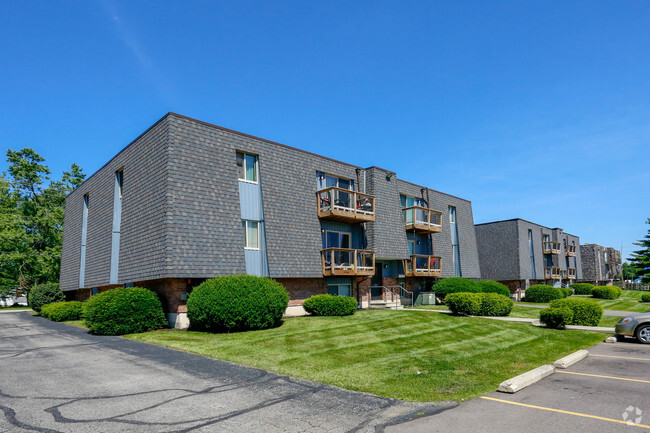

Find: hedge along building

[60,113,481,328]
[474,218,582,291]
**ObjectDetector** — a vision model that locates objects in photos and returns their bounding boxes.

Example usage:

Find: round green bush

[540,307,574,330]
[445,292,482,316]
[41,301,83,322]
[187,275,289,332]
[83,287,167,335]
[28,283,65,313]
[523,285,563,303]
[592,286,622,300]
[548,298,603,326]
[641,293,650,303]
[432,277,479,299]
[559,287,573,298]
[303,294,357,316]
[569,283,595,295]
[476,280,511,297]
[479,293,514,316]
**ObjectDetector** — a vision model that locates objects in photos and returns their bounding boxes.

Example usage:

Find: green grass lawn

[415,305,621,327]
[515,290,650,313]
[126,310,604,402]
[0,305,32,310]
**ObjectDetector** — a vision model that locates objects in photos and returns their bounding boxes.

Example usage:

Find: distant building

[60,113,481,327]
[580,244,622,284]
[475,219,582,290]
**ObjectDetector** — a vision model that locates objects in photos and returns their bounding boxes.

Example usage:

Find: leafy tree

[628,218,650,284]
[622,262,640,281]
[0,149,85,290]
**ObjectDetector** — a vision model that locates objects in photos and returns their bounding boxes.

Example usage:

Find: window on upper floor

[324,230,351,249]
[317,172,354,191]
[243,220,260,249]
[400,194,426,208]
[236,152,258,183]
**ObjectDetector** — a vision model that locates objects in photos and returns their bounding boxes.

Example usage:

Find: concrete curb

[553,350,589,369]
[498,364,555,393]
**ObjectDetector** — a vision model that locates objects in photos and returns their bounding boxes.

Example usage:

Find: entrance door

[371,263,383,299]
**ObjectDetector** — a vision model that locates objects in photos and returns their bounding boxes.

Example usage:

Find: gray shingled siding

[365,168,410,260]
[580,244,621,282]
[397,180,481,279]
[60,118,171,290]
[60,113,482,289]
[475,220,520,281]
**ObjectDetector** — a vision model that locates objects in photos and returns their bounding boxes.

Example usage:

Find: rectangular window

[243,221,259,249]
[236,152,258,183]
[317,172,354,190]
[79,194,89,288]
[327,284,351,297]
[528,229,536,279]
[325,230,350,249]
[449,206,461,277]
[109,170,123,285]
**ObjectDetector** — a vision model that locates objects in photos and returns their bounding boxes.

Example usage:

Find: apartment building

[475,219,582,290]
[580,244,622,284]
[60,113,480,327]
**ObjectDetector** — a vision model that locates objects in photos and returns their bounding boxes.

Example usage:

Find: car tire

[635,324,650,344]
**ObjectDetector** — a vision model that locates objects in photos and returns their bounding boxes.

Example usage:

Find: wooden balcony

[543,242,561,255]
[566,268,576,279]
[544,267,562,279]
[403,206,442,233]
[404,255,442,277]
[321,248,375,277]
[566,245,576,257]
[317,187,375,223]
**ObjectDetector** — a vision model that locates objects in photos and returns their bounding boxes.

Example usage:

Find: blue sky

[1,1,648,259]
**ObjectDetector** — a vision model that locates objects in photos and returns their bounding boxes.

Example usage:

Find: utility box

[421,292,436,305]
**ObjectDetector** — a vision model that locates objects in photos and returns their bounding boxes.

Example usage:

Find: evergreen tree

[628,218,650,284]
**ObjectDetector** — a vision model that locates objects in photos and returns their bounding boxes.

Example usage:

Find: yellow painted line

[481,396,650,429]
[556,370,650,384]
[591,354,650,362]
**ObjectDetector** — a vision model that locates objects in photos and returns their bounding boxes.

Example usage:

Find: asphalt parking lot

[0,311,439,433]
[389,338,650,433]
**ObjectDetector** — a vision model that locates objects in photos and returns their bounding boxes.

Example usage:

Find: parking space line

[556,371,650,383]
[480,396,650,429]
[591,354,650,362]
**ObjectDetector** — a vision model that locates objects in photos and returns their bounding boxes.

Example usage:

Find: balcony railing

[544,267,562,279]
[403,206,442,233]
[321,248,375,276]
[404,255,442,277]
[566,245,576,257]
[566,268,576,279]
[543,242,562,255]
[317,187,375,223]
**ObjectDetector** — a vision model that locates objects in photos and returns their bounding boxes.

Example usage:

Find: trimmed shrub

[83,287,167,335]
[433,277,480,300]
[540,307,574,330]
[445,292,513,317]
[476,280,511,297]
[445,292,482,316]
[570,283,595,295]
[523,285,563,303]
[559,287,573,298]
[187,275,289,332]
[549,298,603,326]
[41,301,83,322]
[303,294,357,316]
[479,293,514,316]
[641,293,650,303]
[28,283,65,313]
[592,286,622,300]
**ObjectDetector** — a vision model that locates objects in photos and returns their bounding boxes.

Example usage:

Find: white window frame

[237,151,259,184]
[243,220,260,250]
[317,171,354,191]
